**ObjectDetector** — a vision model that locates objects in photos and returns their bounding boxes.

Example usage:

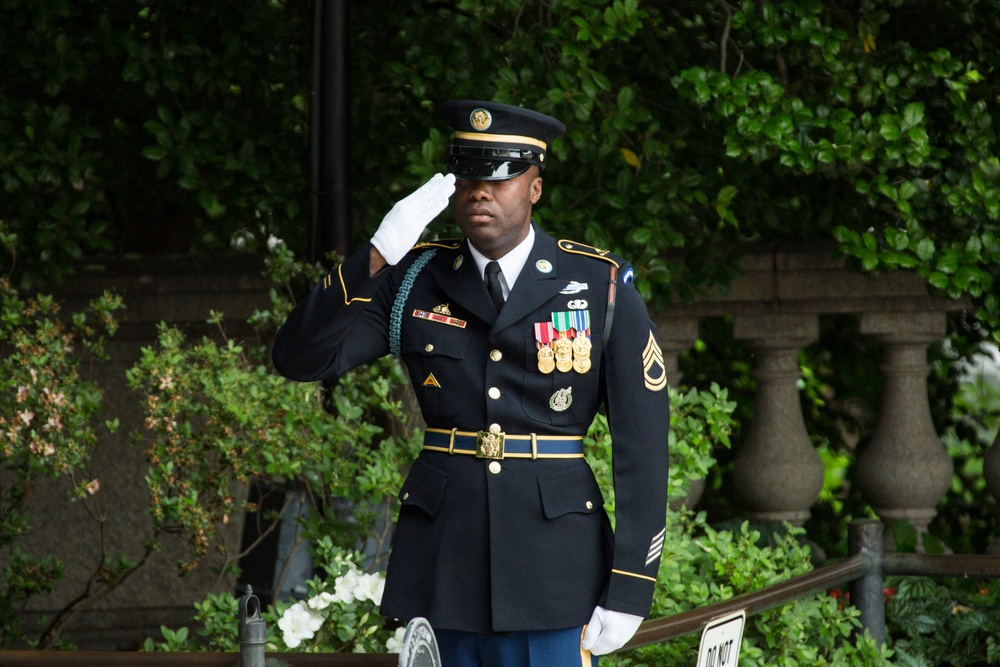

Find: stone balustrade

[652,244,976,551]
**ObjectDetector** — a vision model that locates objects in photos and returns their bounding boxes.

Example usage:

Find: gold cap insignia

[470,108,492,132]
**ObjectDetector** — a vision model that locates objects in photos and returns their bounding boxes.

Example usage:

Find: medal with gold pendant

[534,322,556,374]
[551,311,576,373]
[553,337,574,373]
[571,310,592,373]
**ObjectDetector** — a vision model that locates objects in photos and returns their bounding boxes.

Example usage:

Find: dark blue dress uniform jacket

[271,224,670,634]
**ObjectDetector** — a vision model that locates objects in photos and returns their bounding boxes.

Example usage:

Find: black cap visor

[447,157,535,181]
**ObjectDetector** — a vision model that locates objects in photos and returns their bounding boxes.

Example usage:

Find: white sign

[696,610,746,667]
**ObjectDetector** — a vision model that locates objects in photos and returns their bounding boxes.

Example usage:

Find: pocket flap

[538,465,604,519]
[398,459,450,516]
[402,325,471,360]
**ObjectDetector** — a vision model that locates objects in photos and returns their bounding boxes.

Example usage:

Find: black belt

[423,428,585,460]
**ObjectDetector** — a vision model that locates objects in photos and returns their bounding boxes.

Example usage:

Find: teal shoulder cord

[389,249,437,357]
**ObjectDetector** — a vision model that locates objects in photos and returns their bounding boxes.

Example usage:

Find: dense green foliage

[0,0,311,287]
[886,576,1000,666]
[4,0,1000,336]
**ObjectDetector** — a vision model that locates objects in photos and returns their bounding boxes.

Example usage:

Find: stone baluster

[856,312,953,552]
[731,314,825,526]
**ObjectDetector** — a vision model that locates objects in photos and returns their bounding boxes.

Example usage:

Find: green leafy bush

[887,577,1000,666]
[125,242,422,579]
[0,226,124,647]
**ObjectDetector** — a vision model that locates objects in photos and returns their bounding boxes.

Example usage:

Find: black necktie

[485,261,505,313]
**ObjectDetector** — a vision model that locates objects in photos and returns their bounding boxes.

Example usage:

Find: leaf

[620,147,640,168]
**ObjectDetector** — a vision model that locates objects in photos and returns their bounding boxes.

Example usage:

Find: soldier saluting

[272,100,670,666]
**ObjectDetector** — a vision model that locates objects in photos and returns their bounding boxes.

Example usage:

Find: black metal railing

[625,519,1000,651]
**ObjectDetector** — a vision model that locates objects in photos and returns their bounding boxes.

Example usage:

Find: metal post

[308,0,351,264]
[848,519,886,647]
[239,585,267,667]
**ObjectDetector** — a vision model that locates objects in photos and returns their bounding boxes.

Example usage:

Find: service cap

[439,100,566,181]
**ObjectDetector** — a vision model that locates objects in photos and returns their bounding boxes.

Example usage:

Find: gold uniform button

[403,492,410,500]
[489,423,502,432]
[488,387,501,399]
[488,461,502,474]
[424,344,434,352]
[585,501,594,510]
[490,349,503,362]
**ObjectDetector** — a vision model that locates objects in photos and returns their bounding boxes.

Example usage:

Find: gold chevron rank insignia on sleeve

[642,331,667,392]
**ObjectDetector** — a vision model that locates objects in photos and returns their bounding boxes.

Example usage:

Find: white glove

[582,606,644,655]
[370,172,456,265]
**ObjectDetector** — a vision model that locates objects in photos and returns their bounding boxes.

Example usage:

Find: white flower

[332,567,362,605]
[385,626,406,653]
[267,234,284,251]
[356,572,386,606]
[307,591,337,611]
[332,569,386,606]
[277,601,324,649]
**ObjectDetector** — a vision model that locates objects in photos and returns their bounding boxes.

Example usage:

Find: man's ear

[530,176,543,205]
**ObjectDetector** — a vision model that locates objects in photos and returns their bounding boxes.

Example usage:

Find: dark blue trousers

[435,626,599,667]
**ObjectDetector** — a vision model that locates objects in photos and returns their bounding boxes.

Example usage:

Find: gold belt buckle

[476,424,505,459]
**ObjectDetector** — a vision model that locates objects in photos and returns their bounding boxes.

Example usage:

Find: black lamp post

[308,0,350,264]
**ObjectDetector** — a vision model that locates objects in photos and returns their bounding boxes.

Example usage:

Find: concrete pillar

[732,314,824,526]
[857,312,953,552]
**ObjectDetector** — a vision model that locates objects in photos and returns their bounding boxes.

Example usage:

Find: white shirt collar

[467,225,535,300]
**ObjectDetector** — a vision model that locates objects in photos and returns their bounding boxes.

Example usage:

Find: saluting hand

[371,172,456,265]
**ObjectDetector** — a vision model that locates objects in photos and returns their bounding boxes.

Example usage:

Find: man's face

[452,167,542,260]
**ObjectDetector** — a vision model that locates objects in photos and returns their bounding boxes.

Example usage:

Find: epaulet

[557,239,622,268]
[414,238,463,251]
